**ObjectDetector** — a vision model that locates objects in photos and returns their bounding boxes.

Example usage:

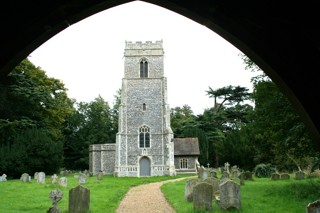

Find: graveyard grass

[161,175,320,213]
[2,174,320,212]
[0,174,190,213]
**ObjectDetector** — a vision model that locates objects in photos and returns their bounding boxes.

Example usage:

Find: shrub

[254,163,276,178]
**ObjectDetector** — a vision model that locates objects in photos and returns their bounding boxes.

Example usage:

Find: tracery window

[180,158,188,169]
[139,125,150,148]
[140,59,148,78]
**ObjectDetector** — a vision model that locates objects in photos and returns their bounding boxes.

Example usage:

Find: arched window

[180,158,188,169]
[139,125,150,148]
[140,59,148,78]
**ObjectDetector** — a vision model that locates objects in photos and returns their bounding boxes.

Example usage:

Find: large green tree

[0,58,72,177]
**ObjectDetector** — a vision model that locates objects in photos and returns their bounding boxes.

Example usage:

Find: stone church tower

[113,40,175,177]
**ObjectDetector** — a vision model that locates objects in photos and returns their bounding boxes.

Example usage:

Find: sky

[29,1,256,115]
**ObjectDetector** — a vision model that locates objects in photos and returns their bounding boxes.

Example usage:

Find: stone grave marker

[20,173,30,182]
[281,173,290,180]
[210,170,218,178]
[51,174,58,184]
[97,171,103,181]
[271,173,280,180]
[34,172,39,181]
[0,174,7,182]
[37,172,46,184]
[47,189,63,213]
[220,171,230,183]
[59,177,67,187]
[192,182,213,211]
[203,177,220,194]
[296,171,305,180]
[69,185,90,213]
[219,180,241,210]
[78,173,87,184]
[198,166,208,181]
[184,179,198,202]
[306,200,320,213]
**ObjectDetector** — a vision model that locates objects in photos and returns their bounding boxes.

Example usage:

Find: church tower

[114,40,175,177]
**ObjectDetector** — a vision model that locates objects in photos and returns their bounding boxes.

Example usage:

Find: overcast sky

[29,1,256,115]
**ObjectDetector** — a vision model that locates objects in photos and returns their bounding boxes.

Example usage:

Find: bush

[254,163,276,178]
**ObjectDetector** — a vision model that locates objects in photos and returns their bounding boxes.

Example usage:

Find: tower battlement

[125,40,163,50]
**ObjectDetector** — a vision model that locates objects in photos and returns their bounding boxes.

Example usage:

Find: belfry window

[180,158,188,169]
[140,60,148,78]
[139,125,150,148]
[142,103,146,111]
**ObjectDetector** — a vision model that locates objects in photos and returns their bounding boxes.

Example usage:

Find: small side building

[173,138,200,174]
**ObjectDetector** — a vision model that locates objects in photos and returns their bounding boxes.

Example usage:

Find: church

[89,40,200,177]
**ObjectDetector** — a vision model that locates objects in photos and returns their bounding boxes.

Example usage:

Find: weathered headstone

[204,177,220,194]
[20,173,30,182]
[37,172,46,184]
[281,173,290,180]
[34,172,39,180]
[296,171,305,180]
[0,174,7,182]
[242,171,254,180]
[192,182,213,211]
[198,166,208,181]
[47,189,63,213]
[219,180,241,210]
[69,185,90,213]
[51,174,58,184]
[59,177,67,187]
[78,173,87,184]
[210,170,218,178]
[224,162,230,174]
[220,171,230,183]
[306,200,320,213]
[97,171,103,181]
[271,173,280,180]
[184,179,198,202]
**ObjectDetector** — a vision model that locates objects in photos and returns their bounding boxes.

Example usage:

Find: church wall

[89,144,116,175]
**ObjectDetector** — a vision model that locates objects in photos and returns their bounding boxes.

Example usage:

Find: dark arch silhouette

[1,0,320,145]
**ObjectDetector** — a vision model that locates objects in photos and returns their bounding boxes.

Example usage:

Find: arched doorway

[139,157,151,177]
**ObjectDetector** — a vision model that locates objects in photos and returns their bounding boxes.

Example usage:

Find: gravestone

[219,180,241,210]
[306,200,320,213]
[69,185,90,213]
[184,179,198,202]
[198,166,208,181]
[220,171,230,183]
[281,173,290,180]
[34,172,39,180]
[37,172,46,184]
[296,171,305,180]
[204,177,220,194]
[192,182,213,211]
[47,189,63,213]
[20,173,30,182]
[242,171,254,180]
[78,173,87,184]
[97,171,103,181]
[271,173,280,180]
[0,174,7,182]
[51,174,58,184]
[59,177,67,187]
[210,170,218,178]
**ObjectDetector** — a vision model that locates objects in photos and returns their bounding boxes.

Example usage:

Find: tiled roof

[173,138,200,156]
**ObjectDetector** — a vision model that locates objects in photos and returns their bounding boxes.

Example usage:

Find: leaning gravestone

[20,173,30,182]
[198,167,208,181]
[219,180,241,210]
[296,171,305,180]
[184,179,198,202]
[192,182,213,211]
[37,172,46,184]
[306,200,320,213]
[47,189,63,213]
[69,185,90,213]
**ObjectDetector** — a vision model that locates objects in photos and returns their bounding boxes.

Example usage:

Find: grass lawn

[161,175,320,213]
[2,173,320,213]
[0,173,190,213]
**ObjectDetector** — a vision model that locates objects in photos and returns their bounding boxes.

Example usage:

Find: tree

[0,58,72,177]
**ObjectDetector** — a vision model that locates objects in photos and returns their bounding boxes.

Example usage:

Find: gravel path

[116,177,189,213]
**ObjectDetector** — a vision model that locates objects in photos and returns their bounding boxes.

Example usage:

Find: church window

[180,158,188,169]
[140,60,148,78]
[142,103,146,111]
[139,125,150,148]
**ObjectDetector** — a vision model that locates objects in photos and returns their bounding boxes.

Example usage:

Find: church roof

[173,138,200,156]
